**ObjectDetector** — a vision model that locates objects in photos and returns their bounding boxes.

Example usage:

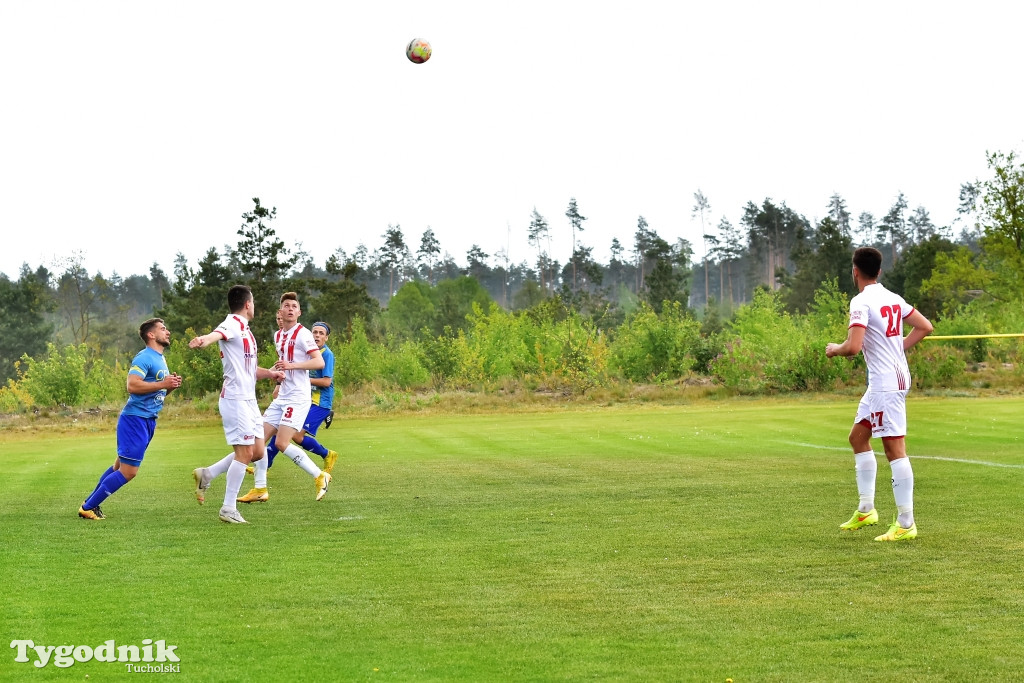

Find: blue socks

[89,466,115,498]
[83,470,129,511]
[266,442,279,468]
[300,436,328,457]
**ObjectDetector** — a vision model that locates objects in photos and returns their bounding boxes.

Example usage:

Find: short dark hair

[853,247,882,280]
[139,318,164,342]
[280,291,299,304]
[227,284,253,313]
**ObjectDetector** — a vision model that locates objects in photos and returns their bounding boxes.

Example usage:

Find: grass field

[2,395,1023,681]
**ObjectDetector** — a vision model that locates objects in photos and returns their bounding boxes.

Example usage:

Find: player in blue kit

[78,318,182,520]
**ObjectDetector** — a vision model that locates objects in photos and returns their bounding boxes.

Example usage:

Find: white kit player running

[189,284,284,524]
[826,247,933,541]
[239,291,331,503]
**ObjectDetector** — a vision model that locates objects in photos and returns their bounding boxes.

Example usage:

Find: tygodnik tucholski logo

[10,639,180,671]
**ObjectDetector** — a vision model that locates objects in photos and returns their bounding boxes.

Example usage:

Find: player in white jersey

[826,247,933,541]
[188,284,284,524]
[238,291,331,504]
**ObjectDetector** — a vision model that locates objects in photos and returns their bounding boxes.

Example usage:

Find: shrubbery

[608,302,701,382]
[710,285,854,393]
[0,280,1019,413]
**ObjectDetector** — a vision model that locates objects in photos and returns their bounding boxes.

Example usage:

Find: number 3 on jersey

[284,406,293,419]
[881,304,902,337]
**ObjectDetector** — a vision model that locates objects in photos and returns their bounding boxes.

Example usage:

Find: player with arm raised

[826,247,933,541]
[189,284,283,524]
[238,292,331,503]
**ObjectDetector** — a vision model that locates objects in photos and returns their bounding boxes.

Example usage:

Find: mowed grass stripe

[1,396,1022,681]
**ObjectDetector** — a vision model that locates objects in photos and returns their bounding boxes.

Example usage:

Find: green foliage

[608,302,701,382]
[418,326,466,389]
[930,300,1024,365]
[83,357,126,406]
[377,338,430,388]
[383,281,436,338]
[16,343,88,407]
[380,277,493,340]
[711,286,852,392]
[334,318,377,387]
[919,247,994,319]
[163,333,224,398]
[304,275,380,342]
[785,217,854,313]
[0,269,55,385]
[882,234,958,318]
[908,344,970,388]
[465,303,543,380]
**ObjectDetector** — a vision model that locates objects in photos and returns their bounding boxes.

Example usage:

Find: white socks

[208,453,235,478]
[890,456,915,528]
[854,451,877,512]
[284,444,322,478]
[254,454,269,489]
[223,460,247,510]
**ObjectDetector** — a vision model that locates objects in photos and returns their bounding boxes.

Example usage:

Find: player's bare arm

[826,326,866,358]
[902,310,934,351]
[188,332,223,349]
[274,348,325,372]
[254,368,284,385]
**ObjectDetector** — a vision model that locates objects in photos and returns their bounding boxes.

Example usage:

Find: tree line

[1,150,1021,394]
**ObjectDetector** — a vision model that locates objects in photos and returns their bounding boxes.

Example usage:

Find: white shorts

[855,390,908,439]
[219,397,263,446]
[262,396,311,433]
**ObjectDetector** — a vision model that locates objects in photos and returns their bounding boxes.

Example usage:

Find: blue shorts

[303,405,332,436]
[116,414,156,467]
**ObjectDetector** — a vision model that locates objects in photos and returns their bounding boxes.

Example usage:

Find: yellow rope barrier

[924,333,1024,340]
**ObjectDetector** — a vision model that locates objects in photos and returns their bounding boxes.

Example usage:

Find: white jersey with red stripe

[274,323,319,401]
[214,314,259,400]
[848,282,916,392]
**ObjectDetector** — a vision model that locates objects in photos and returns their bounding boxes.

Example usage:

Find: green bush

[608,302,701,382]
[16,343,88,407]
[464,303,541,379]
[376,339,430,388]
[909,344,970,389]
[711,288,853,393]
[419,327,465,388]
[83,357,127,406]
[164,332,225,398]
[334,318,376,387]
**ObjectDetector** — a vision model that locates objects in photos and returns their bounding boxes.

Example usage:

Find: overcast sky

[2,1,1022,280]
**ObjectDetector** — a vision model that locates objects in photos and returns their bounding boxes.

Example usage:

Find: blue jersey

[121,347,171,419]
[309,344,335,408]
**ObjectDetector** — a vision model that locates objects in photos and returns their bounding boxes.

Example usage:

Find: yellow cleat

[245,466,255,476]
[323,450,338,474]
[874,518,918,542]
[237,487,269,504]
[839,508,878,531]
[78,506,104,521]
[315,472,332,501]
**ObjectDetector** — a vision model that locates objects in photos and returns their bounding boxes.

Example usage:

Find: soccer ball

[406,39,431,64]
